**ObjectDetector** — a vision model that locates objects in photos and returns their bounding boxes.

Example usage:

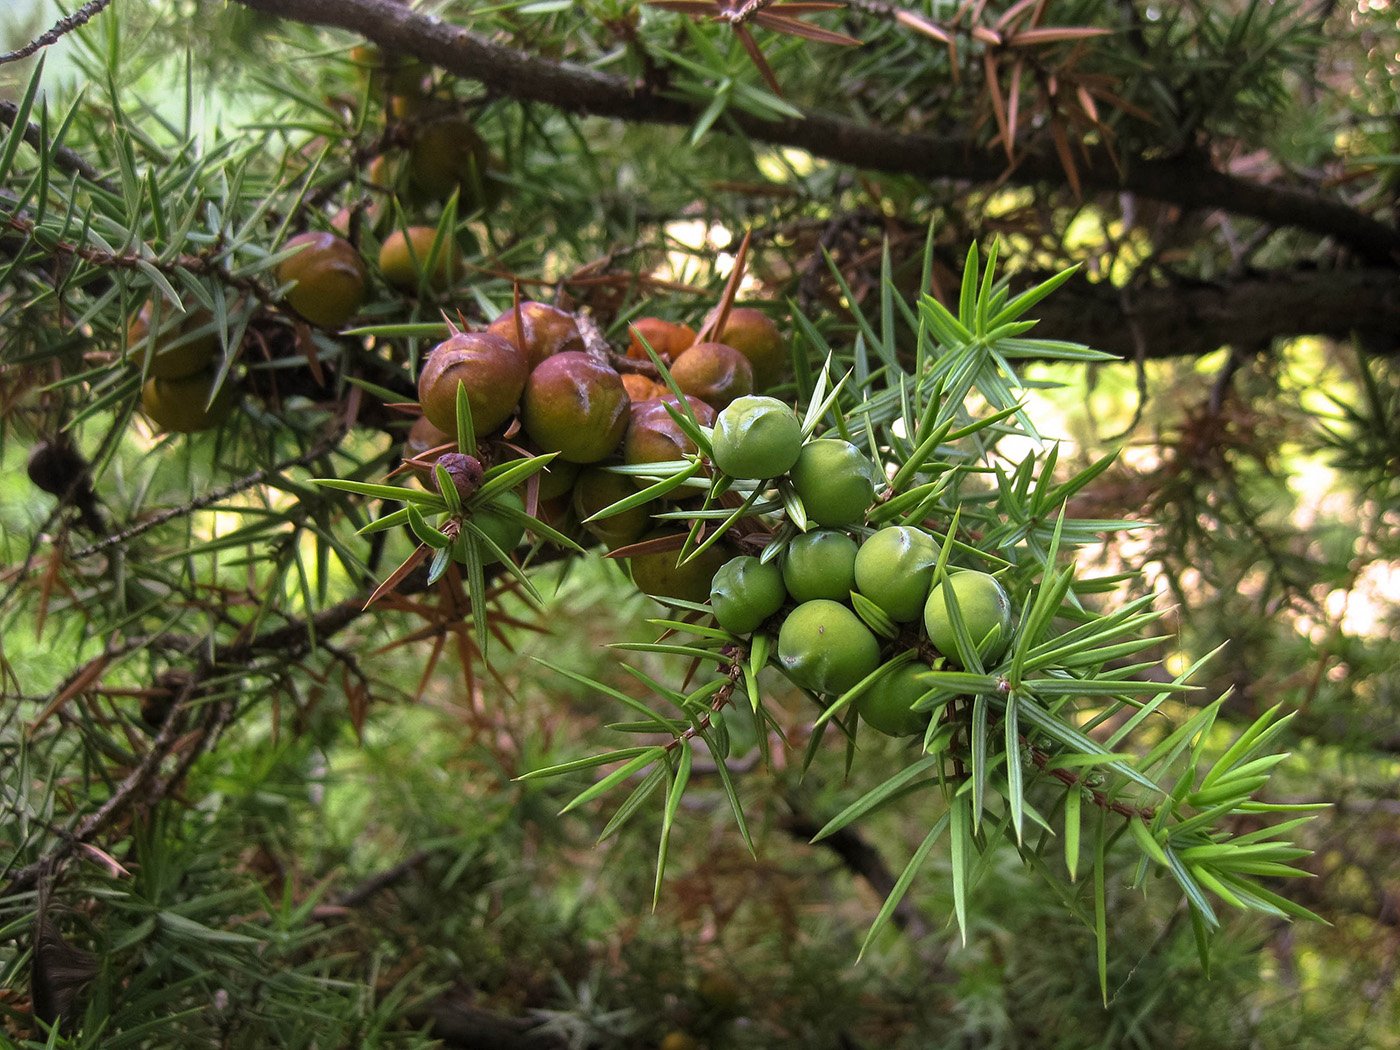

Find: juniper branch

[68,428,350,561]
[0,101,113,191]
[0,0,116,66]
[230,0,1400,263]
[2,671,194,898]
[0,580,394,902]
[1,211,274,305]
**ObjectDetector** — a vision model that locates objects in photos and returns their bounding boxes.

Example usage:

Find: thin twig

[2,673,194,897]
[335,848,437,908]
[0,0,116,66]
[68,429,348,561]
[1026,740,1157,821]
[0,581,407,903]
[152,698,236,804]
[2,212,272,305]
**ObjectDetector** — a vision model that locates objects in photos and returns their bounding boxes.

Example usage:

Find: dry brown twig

[647,0,859,95]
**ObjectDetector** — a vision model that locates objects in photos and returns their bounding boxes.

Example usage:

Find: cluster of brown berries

[406,302,787,592]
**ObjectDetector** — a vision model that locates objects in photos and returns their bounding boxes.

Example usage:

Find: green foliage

[526,250,1318,996]
[1,0,1397,1045]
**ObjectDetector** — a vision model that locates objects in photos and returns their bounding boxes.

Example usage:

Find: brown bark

[228,0,1400,264]
[1029,267,1400,360]
[407,1001,568,1050]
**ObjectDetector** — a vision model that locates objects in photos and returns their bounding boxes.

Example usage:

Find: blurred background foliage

[1,0,1398,1047]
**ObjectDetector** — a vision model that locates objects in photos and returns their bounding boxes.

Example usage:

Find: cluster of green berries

[705,397,1013,738]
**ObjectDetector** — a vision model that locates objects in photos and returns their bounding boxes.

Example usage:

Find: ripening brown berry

[536,457,582,500]
[486,301,584,370]
[572,467,654,549]
[520,352,631,463]
[669,342,753,410]
[378,227,464,291]
[366,153,400,192]
[622,395,714,478]
[417,332,529,437]
[141,369,237,433]
[351,45,430,116]
[627,530,734,604]
[626,317,697,363]
[278,232,367,328]
[696,970,743,1013]
[408,117,501,210]
[621,373,669,402]
[126,301,218,379]
[716,307,787,391]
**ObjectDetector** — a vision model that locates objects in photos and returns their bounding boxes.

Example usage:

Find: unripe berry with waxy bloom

[782,529,858,603]
[454,490,525,564]
[857,662,932,737]
[710,395,802,479]
[351,46,429,113]
[535,458,581,501]
[778,599,881,695]
[789,438,878,527]
[853,525,938,622]
[710,556,786,635]
[924,570,1013,663]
